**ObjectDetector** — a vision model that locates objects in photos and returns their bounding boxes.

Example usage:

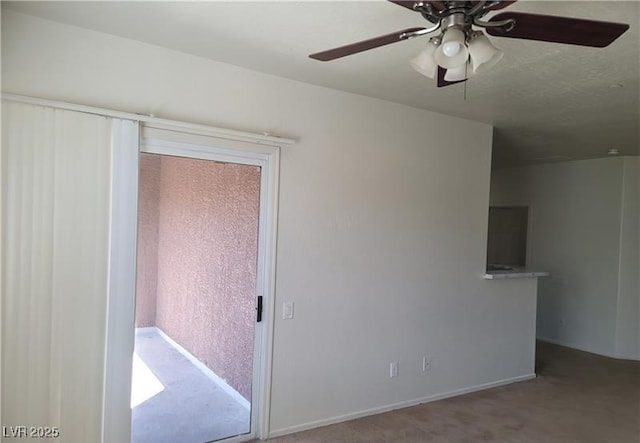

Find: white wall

[491,157,639,359]
[2,10,539,437]
[616,157,640,358]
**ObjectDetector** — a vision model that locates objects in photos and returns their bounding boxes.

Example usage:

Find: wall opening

[487,206,529,269]
[132,152,261,443]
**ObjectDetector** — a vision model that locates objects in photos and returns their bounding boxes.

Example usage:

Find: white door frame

[104,122,281,443]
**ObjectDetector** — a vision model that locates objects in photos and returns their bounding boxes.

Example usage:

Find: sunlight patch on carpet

[131,352,165,408]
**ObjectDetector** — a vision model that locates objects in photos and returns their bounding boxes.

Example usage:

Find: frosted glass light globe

[468,32,504,73]
[434,29,469,69]
[410,39,439,79]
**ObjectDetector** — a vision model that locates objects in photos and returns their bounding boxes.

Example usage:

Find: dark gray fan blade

[437,67,467,88]
[309,27,426,61]
[486,12,629,47]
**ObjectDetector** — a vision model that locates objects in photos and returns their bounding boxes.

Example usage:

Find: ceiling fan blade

[388,1,447,12]
[437,67,467,88]
[486,12,629,47]
[309,27,426,61]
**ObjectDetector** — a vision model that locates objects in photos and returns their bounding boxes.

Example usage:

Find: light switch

[390,362,399,378]
[283,302,294,320]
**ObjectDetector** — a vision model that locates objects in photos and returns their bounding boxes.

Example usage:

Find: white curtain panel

[1,101,138,442]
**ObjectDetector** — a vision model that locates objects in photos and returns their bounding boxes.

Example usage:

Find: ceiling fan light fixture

[409,38,439,79]
[468,32,504,73]
[434,28,469,69]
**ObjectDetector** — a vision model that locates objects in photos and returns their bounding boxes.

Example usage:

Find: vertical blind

[1,101,137,442]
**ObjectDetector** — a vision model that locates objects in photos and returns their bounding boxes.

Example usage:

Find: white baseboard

[536,336,640,361]
[138,326,251,410]
[268,373,536,438]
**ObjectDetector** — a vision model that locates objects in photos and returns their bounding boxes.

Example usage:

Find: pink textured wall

[135,154,161,327]
[154,155,260,402]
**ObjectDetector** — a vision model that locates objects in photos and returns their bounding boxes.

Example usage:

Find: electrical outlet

[422,356,431,372]
[390,362,399,378]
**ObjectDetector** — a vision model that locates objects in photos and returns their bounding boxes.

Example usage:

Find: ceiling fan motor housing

[440,12,472,34]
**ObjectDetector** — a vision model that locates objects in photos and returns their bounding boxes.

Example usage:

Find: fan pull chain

[463,62,468,101]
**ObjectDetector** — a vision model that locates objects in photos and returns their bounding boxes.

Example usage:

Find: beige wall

[615,157,640,358]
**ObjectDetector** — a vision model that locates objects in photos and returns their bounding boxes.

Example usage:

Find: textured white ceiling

[4,1,639,167]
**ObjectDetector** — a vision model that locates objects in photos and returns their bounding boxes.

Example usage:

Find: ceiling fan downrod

[412,1,516,32]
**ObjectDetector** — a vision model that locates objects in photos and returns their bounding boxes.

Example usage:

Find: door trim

[104,124,280,442]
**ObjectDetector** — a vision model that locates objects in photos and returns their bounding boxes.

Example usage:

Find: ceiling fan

[309,1,630,87]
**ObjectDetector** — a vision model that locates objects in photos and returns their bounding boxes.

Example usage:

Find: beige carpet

[261,341,640,442]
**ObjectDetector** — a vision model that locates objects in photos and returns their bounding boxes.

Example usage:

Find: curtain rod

[1,93,296,147]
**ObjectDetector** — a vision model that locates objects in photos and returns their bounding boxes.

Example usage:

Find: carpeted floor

[260,341,640,442]
[132,329,250,443]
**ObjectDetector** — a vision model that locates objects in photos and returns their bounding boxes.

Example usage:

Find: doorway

[131,153,261,442]
[90,114,285,443]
